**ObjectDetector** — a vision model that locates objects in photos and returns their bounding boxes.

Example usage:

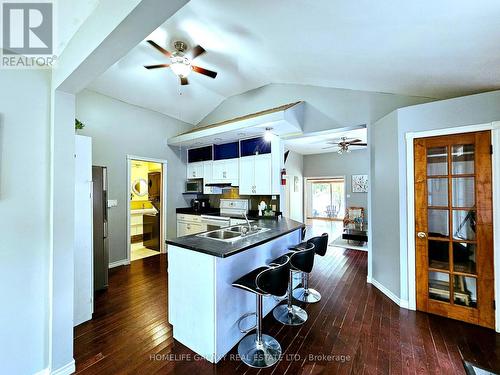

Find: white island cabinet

[166,221,303,363]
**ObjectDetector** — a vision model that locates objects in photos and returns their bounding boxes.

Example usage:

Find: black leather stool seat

[269,254,293,267]
[231,260,291,368]
[232,267,270,295]
[292,233,329,304]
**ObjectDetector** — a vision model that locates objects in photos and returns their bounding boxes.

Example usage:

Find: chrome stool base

[273,304,308,326]
[237,333,282,368]
[293,287,321,303]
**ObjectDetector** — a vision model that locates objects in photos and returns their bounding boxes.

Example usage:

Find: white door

[254,154,272,195]
[239,156,254,194]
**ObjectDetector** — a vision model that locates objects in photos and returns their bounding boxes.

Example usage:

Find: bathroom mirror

[132,178,148,197]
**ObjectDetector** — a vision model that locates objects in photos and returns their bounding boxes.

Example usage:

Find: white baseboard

[371,278,409,309]
[109,259,129,269]
[51,360,75,375]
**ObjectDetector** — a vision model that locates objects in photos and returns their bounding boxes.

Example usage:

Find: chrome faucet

[243,212,251,233]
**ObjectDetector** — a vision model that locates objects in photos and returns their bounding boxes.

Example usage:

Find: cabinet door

[177,222,189,237]
[254,154,272,195]
[187,162,203,179]
[225,158,239,185]
[187,223,204,235]
[203,161,213,183]
[239,156,254,195]
[212,160,226,181]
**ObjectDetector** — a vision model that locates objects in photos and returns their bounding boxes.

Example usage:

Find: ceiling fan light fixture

[170,55,191,78]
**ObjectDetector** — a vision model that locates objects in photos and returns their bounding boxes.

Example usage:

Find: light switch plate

[107,199,118,208]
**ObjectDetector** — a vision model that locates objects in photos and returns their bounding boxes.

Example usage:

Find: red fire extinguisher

[281,168,286,185]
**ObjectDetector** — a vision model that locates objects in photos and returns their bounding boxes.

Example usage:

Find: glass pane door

[310,179,345,220]
[426,143,477,307]
[414,131,494,328]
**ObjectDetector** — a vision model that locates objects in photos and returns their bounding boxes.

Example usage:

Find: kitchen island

[166,218,304,363]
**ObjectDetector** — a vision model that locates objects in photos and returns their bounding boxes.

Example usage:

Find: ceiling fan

[323,137,367,154]
[144,40,218,86]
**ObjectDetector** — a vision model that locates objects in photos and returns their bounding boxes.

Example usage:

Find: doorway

[305,177,346,239]
[414,131,495,328]
[127,157,167,262]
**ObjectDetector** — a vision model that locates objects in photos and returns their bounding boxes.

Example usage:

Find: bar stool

[292,233,328,303]
[232,258,291,368]
[270,243,315,325]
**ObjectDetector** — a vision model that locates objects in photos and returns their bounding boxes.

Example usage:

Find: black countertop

[176,207,282,220]
[166,218,304,258]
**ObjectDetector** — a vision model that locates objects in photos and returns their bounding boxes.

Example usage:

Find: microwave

[186,179,203,193]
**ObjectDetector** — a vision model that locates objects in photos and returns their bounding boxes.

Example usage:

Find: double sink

[197,225,270,242]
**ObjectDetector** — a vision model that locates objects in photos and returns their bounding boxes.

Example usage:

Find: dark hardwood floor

[74,248,499,374]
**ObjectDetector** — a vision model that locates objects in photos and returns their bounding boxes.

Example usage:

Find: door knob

[417,232,427,238]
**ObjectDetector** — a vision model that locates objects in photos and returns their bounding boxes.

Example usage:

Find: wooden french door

[414,131,495,329]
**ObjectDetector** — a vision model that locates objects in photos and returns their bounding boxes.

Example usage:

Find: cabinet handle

[223,171,227,178]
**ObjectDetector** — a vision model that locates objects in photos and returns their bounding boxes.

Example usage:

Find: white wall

[303,149,369,215]
[284,151,303,222]
[0,70,51,374]
[199,83,434,132]
[371,90,500,302]
[369,112,401,296]
[76,90,192,263]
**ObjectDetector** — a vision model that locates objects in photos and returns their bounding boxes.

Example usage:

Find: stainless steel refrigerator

[92,166,109,291]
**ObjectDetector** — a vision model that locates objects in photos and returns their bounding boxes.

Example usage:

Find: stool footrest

[237,312,257,333]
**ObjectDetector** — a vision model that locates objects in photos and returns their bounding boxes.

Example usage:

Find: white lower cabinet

[176,214,206,237]
[239,154,272,195]
[177,221,204,237]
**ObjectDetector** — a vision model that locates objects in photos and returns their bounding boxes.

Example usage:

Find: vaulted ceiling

[87,0,500,124]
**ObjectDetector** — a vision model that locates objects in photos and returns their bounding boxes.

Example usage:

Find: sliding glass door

[308,178,345,220]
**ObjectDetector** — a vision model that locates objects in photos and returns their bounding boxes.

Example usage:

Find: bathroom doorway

[127,156,168,262]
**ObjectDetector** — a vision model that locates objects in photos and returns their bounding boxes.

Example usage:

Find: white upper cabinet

[239,154,273,195]
[187,136,282,195]
[187,162,203,179]
[239,156,255,195]
[203,161,213,183]
[212,159,239,185]
[254,154,272,195]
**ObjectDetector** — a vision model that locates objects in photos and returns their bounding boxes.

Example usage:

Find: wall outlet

[107,199,118,208]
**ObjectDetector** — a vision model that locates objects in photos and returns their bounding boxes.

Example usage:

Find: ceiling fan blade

[322,146,337,149]
[187,45,206,60]
[350,143,367,146]
[144,64,170,70]
[192,65,217,78]
[180,76,189,85]
[146,40,172,58]
[348,139,363,144]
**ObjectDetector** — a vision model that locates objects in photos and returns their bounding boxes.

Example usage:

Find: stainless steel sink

[196,226,270,242]
[198,230,241,240]
[228,225,263,233]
